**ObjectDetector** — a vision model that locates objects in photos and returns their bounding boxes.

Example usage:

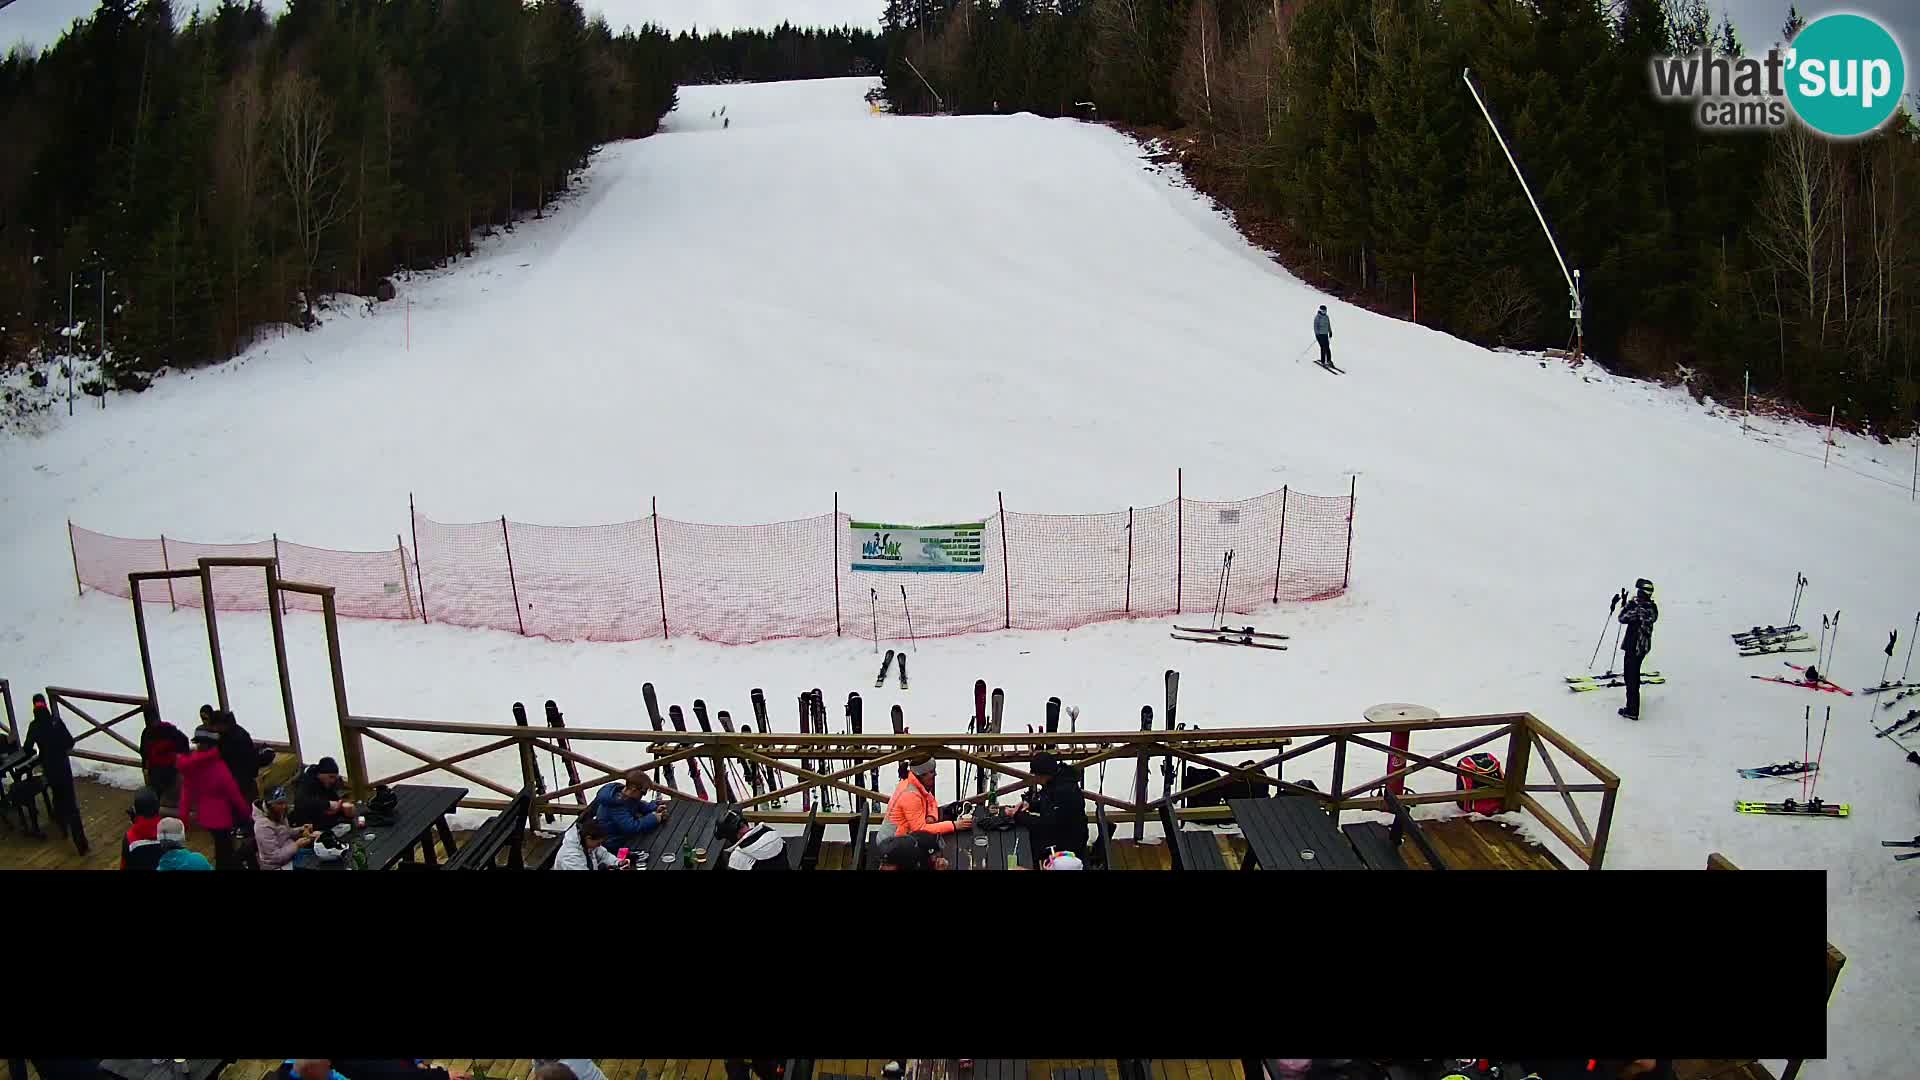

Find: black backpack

[363,784,399,827]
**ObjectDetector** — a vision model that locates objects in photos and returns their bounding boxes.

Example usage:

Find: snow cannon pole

[1588,590,1622,670]
[900,585,917,652]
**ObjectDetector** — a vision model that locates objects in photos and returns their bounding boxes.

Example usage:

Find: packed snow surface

[2,77,1915,1071]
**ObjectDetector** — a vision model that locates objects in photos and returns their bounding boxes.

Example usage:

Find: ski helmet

[1635,578,1655,595]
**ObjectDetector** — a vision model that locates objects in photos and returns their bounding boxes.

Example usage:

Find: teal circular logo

[1785,14,1906,137]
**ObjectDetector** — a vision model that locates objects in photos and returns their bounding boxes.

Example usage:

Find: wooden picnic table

[1228,796,1366,870]
[306,784,465,870]
[631,798,730,870]
[942,824,1036,870]
[102,1061,227,1080]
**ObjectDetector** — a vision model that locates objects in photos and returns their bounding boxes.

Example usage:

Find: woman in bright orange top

[883,756,972,839]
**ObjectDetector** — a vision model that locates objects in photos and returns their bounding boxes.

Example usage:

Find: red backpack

[1455,752,1505,815]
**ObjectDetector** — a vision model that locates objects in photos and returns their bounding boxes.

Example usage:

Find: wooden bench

[1160,801,1226,870]
[1342,822,1408,870]
[847,807,871,869]
[1091,803,1115,869]
[1050,1068,1108,1080]
[978,1063,1029,1080]
[444,786,536,869]
[787,806,824,870]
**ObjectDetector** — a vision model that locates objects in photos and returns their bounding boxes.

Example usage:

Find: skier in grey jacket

[1313,305,1333,367]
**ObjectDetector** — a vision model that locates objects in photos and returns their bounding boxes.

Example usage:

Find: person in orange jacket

[881,755,973,841]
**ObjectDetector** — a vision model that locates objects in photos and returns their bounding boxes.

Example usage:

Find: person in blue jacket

[590,768,669,848]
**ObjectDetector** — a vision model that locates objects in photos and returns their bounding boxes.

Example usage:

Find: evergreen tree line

[0,3,865,395]
[879,0,1920,434]
[672,23,884,85]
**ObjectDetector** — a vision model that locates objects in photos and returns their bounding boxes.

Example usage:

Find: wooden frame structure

[337,707,1622,868]
[1706,852,1846,1080]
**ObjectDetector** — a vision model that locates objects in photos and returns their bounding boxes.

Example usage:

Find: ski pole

[1809,705,1832,801]
[1801,705,1812,802]
[1817,613,1830,667]
[1789,572,1806,624]
[1877,629,1897,694]
[1588,591,1622,670]
[1608,588,1627,660]
[870,587,879,653]
[1904,611,1919,682]
[1826,610,1842,672]
[900,584,917,651]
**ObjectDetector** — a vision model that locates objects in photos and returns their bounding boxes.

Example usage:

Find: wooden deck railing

[339,708,1622,868]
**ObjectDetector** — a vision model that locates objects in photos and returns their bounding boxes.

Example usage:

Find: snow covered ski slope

[2,77,1916,1071]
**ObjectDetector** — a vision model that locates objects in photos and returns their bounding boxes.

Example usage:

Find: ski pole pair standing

[1588,588,1628,671]
[870,585,918,653]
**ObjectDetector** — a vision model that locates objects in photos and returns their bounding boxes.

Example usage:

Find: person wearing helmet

[1618,579,1659,720]
[154,817,213,870]
[716,808,790,871]
[1313,304,1333,367]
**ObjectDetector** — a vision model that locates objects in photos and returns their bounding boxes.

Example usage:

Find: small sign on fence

[849,520,986,573]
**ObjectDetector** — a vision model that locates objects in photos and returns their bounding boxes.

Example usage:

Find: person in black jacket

[1618,579,1659,720]
[1013,752,1088,862]
[290,756,357,828]
[209,707,266,804]
[23,693,88,854]
[138,706,190,811]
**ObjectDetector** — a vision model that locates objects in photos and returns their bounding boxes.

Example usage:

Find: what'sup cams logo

[1650,12,1907,137]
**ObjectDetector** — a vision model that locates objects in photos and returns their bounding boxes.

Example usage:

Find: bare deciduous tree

[213,66,268,353]
[273,70,351,324]
[1753,123,1833,359]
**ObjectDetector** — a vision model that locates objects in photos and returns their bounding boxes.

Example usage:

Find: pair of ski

[1885,836,1920,861]
[1127,671,1182,842]
[876,648,909,690]
[1751,661,1853,695]
[1170,624,1289,651]
[1732,623,1801,643]
[1735,798,1849,818]
[1313,358,1346,376]
[512,700,585,825]
[638,683,783,805]
[1739,639,1813,656]
[1566,671,1665,692]
[1876,708,1920,739]
[967,680,1006,803]
[1738,761,1818,780]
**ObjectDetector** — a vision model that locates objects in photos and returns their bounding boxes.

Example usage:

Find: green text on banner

[849,520,986,573]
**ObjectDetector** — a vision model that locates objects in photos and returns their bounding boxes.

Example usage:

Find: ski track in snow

[2,78,1916,1071]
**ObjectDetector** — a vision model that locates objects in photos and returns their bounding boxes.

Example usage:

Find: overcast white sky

[1,1,1914,93]
[0,0,884,56]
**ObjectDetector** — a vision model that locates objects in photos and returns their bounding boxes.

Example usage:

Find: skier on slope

[1618,579,1659,720]
[1313,304,1334,368]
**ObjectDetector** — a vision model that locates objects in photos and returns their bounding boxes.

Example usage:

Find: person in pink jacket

[177,726,251,870]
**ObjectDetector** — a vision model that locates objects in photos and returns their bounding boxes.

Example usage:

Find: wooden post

[501,515,526,636]
[272,533,286,614]
[1589,783,1618,870]
[1742,369,1750,433]
[1411,273,1417,323]
[1501,717,1532,815]
[409,492,429,623]
[67,520,83,598]
[1124,507,1133,614]
[832,492,842,636]
[1911,429,1917,502]
[201,563,230,712]
[1175,468,1183,612]
[1342,475,1356,591]
[1328,733,1346,827]
[1823,405,1836,468]
[130,582,160,714]
[1272,485,1288,603]
[652,497,669,639]
[323,590,361,790]
[265,567,300,762]
[159,535,176,611]
[997,491,1012,630]
[396,536,417,621]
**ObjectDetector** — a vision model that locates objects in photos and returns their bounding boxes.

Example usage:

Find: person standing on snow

[1618,579,1659,719]
[1313,305,1334,367]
